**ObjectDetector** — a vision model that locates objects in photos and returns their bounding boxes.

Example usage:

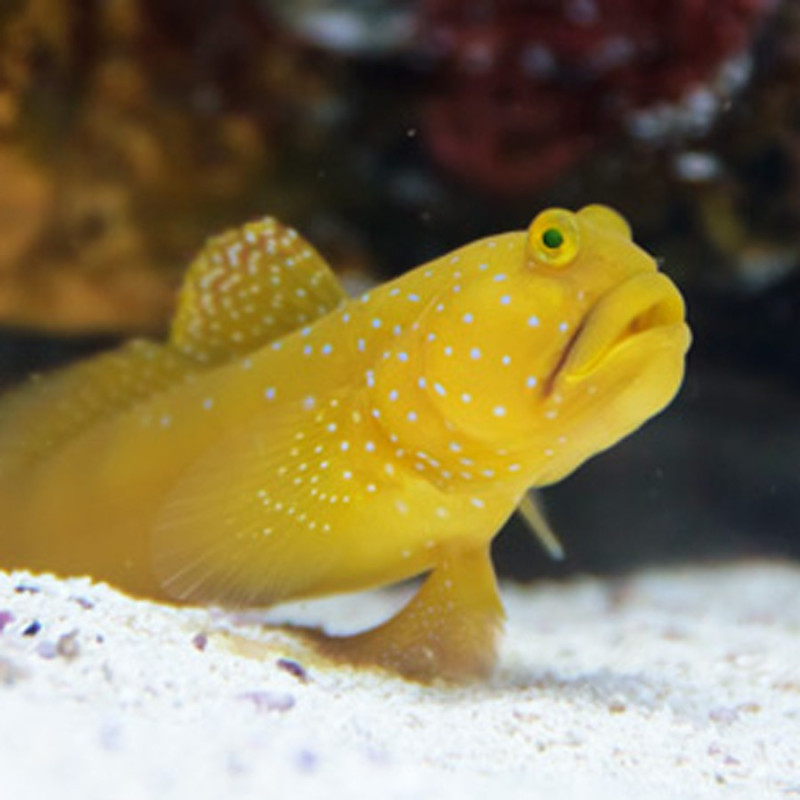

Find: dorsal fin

[169,217,347,365]
[0,340,194,477]
[0,218,345,480]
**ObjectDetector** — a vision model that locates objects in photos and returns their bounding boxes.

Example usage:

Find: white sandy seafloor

[0,561,798,800]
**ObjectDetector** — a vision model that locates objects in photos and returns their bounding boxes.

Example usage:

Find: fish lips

[560,271,690,380]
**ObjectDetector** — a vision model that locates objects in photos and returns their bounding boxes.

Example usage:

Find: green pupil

[542,228,564,249]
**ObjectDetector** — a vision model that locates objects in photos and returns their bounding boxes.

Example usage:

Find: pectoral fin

[152,395,349,608]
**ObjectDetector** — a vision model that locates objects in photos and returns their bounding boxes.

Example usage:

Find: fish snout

[562,272,689,378]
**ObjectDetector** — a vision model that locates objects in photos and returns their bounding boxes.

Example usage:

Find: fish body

[0,207,690,680]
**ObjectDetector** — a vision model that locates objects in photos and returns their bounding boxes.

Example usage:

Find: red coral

[420,0,778,193]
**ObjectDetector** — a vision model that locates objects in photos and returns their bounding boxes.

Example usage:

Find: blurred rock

[419,0,778,194]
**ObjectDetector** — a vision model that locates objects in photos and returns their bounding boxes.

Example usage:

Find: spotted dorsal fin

[0,218,345,480]
[169,218,347,365]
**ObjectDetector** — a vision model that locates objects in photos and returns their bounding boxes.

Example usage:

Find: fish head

[419,205,691,484]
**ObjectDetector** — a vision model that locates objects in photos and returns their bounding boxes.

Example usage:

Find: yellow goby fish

[0,206,690,681]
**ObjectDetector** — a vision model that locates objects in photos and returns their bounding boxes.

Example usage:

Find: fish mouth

[560,272,689,379]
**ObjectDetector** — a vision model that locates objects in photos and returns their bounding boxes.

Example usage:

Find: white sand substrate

[0,560,798,800]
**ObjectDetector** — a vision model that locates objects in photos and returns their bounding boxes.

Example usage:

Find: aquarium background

[0,0,796,578]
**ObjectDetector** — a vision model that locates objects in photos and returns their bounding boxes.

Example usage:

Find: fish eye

[527,209,579,268]
[541,228,564,249]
